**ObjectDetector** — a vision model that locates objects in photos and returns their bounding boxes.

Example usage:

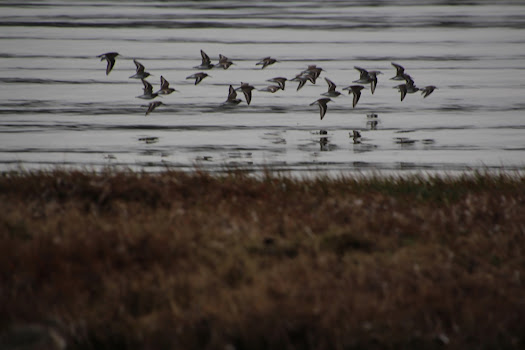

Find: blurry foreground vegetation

[1,169,524,349]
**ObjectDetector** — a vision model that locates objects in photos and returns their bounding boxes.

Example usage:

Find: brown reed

[1,169,524,349]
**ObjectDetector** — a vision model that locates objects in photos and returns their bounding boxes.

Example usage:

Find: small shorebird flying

[267,77,287,90]
[97,52,119,75]
[258,85,281,93]
[303,71,318,84]
[353,66,381,94]
[236,82,255,105]
[256,56,278,69]
[223,85,242,105]
[353,66,373,84]
[421,85,437,98]
[390,62,406,81]
[194,50,214,69]
[291,71,317,90]
[137,79,158,99]
[302,65,324,81]
[186,72,210,85]
[310,98,333,120]
[130,59,151,79]
[214,54,234,69]
[292,75,309,91]
[402,74,420,94]
[321,77,342,97]
[155,76,177,95]
[342,85,365,108]
[145,101,163,116]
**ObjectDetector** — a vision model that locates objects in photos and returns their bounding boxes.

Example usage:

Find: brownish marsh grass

[1,169,524,349]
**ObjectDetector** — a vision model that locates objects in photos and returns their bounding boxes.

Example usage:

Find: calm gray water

[1,0,525,175]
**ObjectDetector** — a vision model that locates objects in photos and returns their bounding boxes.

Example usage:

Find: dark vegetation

[1,169,524,349]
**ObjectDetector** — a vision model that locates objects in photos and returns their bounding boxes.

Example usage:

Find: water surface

[1,0,524,175]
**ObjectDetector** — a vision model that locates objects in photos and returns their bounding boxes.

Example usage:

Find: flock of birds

[97,50,437,119]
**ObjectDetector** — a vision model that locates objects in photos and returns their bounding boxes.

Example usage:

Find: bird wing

[319,103,327,120]
[200,50,211,65]
[370,76,377,94]
[160,76,169,89]
[227,85,238,100]
[105,57,116,75]
[194,74,204,85]
[325,77,336,91]
[242,87,252,105]
[403,74,415,86]
[352,89,362,108]
[134,59,145,74]
[399,85,408,101]
[296,77,307,91]
[142,79,153,93]
[354,66,369,79]
[391,62,405,74]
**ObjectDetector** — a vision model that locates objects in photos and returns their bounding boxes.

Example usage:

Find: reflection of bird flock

[98,50,437,119]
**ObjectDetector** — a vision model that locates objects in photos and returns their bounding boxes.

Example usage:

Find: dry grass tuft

[1,169,524,349]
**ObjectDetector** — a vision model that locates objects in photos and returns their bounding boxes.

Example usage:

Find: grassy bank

[1,170,524,349]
